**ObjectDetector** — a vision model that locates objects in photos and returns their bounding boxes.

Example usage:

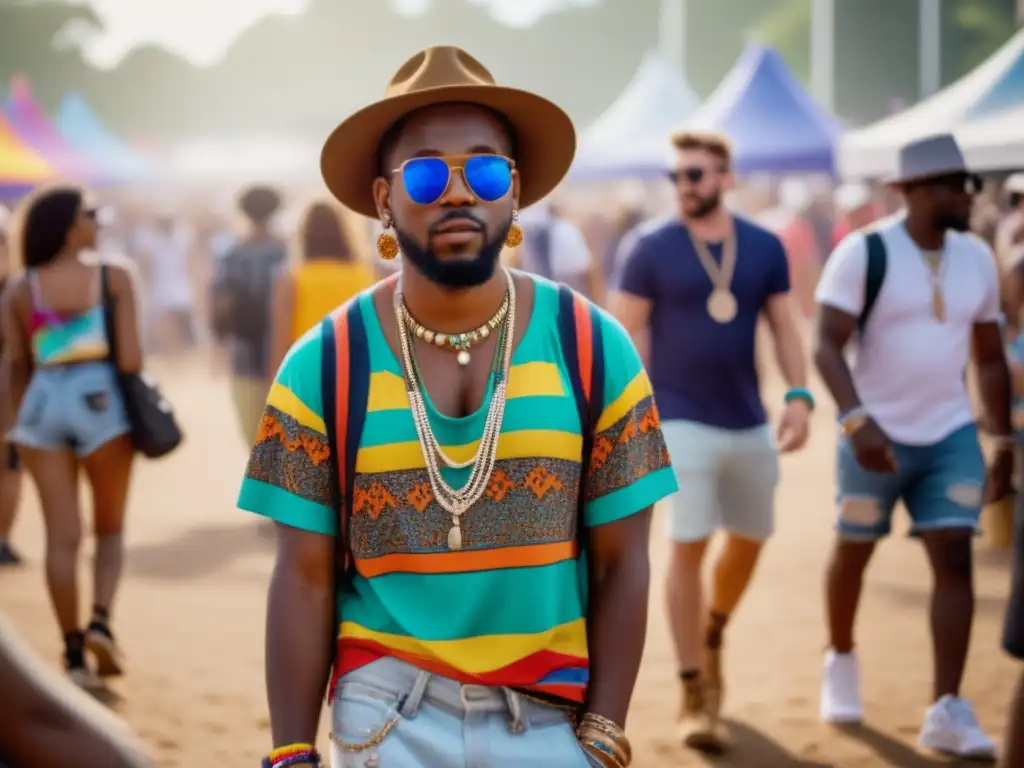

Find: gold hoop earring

[505,209,523,248]
[377,216,399,261]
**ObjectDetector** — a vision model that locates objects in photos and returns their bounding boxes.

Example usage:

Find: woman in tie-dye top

[2,186,143,691]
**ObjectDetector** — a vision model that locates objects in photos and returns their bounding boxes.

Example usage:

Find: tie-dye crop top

[28,272,110,365]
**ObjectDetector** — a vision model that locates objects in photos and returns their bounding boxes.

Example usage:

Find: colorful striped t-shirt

[238,275,677,704]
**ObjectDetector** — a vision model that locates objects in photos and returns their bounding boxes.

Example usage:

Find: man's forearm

[978,356,1013,435]
[265,563,335,746]
[584,553,649,727]
[813,341,860,414]
[773,324,807,389]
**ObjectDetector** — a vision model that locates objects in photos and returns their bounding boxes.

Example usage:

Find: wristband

[784,387,815,409]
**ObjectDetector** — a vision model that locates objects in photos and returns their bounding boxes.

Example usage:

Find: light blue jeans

[329,658,601,767]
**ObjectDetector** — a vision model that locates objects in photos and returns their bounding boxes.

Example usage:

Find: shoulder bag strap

[858,232,887,332]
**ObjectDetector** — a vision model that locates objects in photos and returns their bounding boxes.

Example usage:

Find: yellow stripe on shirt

[338,617,588,675]
[356,429,582,474]
[595,370,652,433]
[266,381,327,435]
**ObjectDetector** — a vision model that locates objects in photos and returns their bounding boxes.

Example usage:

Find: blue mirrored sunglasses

[394,154,515,205]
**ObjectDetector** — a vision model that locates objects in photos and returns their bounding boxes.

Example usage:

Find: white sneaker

[917,695,997,759]
[820,649,863,724]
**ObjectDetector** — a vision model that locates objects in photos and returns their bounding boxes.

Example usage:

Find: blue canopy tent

[568,52,700,180]
[55,93,153,183]
[686,43,844,175]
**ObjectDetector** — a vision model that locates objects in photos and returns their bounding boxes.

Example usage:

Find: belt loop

[399,670,430,719]
[503,688,526,734]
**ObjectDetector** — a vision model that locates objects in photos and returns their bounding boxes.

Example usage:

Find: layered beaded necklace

[399,294,510,366]
[393,270,515,550]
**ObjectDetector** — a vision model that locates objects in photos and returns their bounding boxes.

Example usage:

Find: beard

[682,190,722,220]
[937,210,971,233]
[395,214,511,290]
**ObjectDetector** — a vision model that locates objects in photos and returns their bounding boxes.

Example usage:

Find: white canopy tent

[568,51,700,180]
[838,26,1024,178]
[955,104,1024,171]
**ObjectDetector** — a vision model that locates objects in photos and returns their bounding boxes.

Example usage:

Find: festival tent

[0,111,53,194]
[568,51,700,180]
[838,26,1024,178]
[56,93,153,182]
[954,104,1024,171]
[685,43,844,175]
[4,75,99,182]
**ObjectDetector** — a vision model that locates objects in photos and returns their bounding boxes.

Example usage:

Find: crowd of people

[1,42,1023,768]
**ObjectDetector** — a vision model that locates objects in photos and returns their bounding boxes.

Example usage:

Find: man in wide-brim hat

[814,133,1008,759]
[240,46,678,768]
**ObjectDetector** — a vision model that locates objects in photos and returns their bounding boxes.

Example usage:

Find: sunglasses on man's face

[915,173,984,195]
[393,154,515,206]
[667,166,720,185]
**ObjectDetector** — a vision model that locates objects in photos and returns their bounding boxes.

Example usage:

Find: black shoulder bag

[100,265,184,459]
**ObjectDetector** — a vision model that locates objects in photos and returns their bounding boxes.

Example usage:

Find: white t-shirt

[815,217,1000,445]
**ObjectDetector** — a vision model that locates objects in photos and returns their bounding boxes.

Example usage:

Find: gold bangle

[580,738,625,768]
[578,713,631,764]
[577,726,630,766]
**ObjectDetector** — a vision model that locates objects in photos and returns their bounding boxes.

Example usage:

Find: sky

[76,0,597,69]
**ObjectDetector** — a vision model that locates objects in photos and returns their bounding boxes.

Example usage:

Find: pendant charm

[707,289,738,324]
[456,349,471,366]
[932,288,947,322]
[447,523,463,551]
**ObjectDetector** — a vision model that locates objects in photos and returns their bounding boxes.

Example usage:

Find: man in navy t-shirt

[613,130,813,752]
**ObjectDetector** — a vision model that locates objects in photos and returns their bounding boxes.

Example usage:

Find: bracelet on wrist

[784,387,815,410]
[577,713,631,766]
[262,744,322,768]
[580,738,626,767]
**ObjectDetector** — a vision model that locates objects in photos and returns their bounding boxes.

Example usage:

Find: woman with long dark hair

[266,200,374,374]
[1,186,142,690]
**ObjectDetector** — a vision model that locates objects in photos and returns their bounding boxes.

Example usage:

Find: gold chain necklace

[399,296,509,367]
[393,270,516,550]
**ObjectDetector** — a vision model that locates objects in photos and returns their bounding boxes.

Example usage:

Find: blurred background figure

[518,199,603,302]
[210,185,286,447]
[831,182,879,248]
[266,200,374,375]
[0,204,23,567]
[133,208,196,355]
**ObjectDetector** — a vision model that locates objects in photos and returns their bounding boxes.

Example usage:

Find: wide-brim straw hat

[321,46,576,219]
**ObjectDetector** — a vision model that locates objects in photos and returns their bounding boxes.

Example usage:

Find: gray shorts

[662,419,779,543]
[8,361,131,457]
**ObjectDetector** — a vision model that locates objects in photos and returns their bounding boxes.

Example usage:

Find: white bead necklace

[393,270,515,550]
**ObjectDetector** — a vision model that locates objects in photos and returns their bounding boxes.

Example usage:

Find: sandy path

[0,354,1017,767]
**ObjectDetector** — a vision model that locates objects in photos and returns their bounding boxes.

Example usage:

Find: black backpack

[213,240,285,345]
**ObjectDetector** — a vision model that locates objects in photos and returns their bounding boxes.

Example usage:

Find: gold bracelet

[578,713,631,759]
[579,738,625,768]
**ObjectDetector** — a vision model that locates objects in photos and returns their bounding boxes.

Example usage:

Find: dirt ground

[0,354,1018,767]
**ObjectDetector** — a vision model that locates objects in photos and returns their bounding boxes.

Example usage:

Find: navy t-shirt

[616,215,790,429]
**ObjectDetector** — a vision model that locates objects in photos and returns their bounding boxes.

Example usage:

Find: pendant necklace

[688,221,738,324]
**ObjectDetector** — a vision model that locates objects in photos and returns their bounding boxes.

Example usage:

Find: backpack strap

[319,297,370,667]
[557,285,605,551]
[857,232,887,332]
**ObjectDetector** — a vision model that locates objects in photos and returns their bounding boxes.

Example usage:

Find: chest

[871,255,987,327]
[651,241,772,308]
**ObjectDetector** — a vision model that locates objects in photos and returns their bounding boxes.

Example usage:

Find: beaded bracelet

[261,745,322,768]
[784,387,815,409]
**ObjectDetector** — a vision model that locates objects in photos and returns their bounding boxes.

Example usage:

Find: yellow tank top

[290,260,376,342]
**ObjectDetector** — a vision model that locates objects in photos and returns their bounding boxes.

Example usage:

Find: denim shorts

[834,422,985,540]
[7,361,131,458]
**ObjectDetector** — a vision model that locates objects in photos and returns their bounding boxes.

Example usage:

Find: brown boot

[678,675,724,753]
